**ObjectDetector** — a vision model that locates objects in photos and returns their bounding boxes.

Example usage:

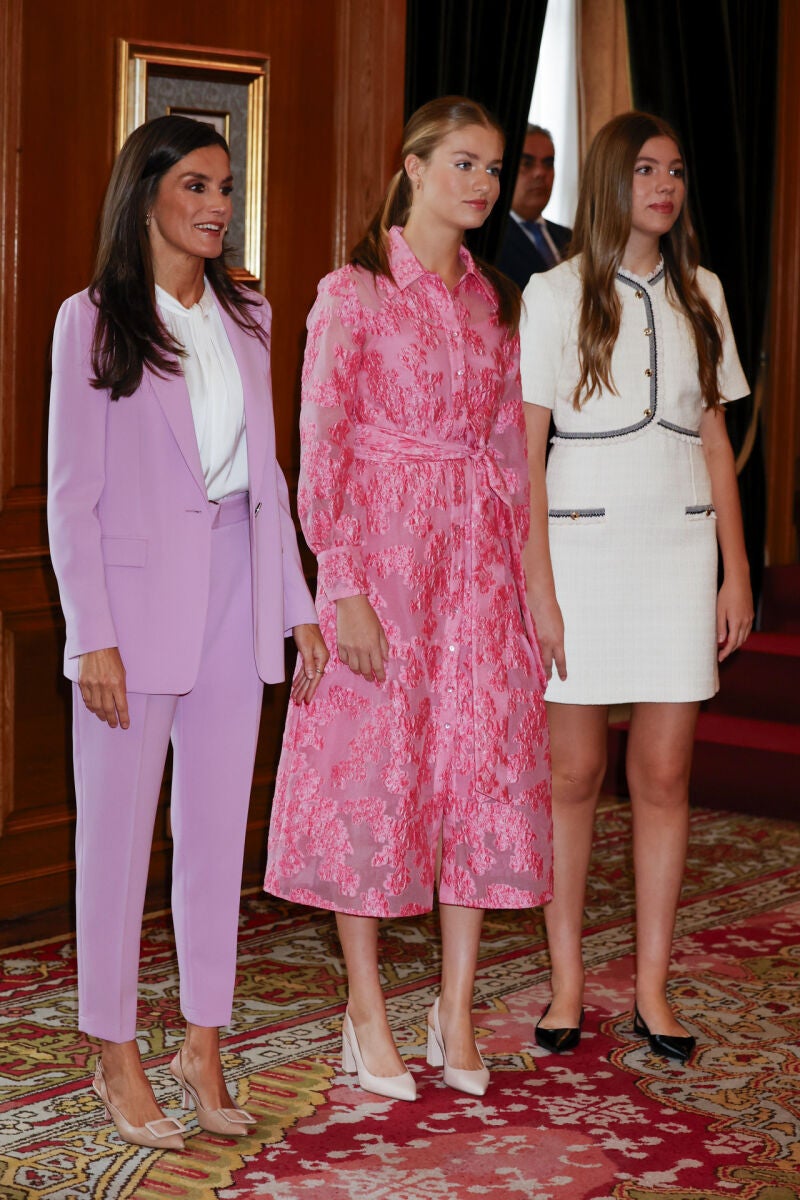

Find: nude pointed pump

[341,1010,417,1101]
[169,1047,257,1136]
[426,997,490,1096]
[92,1058,186,1151]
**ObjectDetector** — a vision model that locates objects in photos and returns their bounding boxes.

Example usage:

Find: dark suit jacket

[495,216,572,291]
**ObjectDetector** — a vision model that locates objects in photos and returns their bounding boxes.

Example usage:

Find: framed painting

[116,40,269,287]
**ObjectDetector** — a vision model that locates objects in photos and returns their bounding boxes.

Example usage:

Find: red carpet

[1,803,799,1199]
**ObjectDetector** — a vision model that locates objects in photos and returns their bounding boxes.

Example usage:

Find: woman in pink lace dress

[266,97,552,1100]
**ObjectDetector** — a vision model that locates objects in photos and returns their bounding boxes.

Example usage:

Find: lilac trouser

[72,493,264,1042]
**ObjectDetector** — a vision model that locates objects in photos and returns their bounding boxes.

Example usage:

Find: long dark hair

[90,115,266,400]
[570,110,723,410]
[350,96,521,334]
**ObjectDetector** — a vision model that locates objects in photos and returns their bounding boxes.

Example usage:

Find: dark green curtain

[405,0,549,261]
[625,0,780,602]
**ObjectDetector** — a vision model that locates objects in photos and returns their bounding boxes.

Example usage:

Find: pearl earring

[145,212,152,227]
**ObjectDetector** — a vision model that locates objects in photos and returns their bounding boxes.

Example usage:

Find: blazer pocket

[101,535,148,567]
[548,507,606,524]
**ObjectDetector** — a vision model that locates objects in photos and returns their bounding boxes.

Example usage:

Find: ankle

[634,985,670,1011]
[436,987,475,1019]
[549,974,584,1003]
[346,999,387,1031]
[182,1024,220,1057]
[99,1041,147,1084]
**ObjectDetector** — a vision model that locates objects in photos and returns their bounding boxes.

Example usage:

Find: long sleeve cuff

[316,546,369,601]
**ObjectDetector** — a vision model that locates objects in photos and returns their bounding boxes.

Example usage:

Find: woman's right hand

[78,647,130,729]
[335,595,389,682]
[528,592,567,682]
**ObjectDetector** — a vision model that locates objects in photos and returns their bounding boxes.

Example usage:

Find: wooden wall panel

[0,0,406,942]
[333,0,407,265]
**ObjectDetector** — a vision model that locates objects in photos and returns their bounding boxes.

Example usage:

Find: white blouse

[156,282,248,501]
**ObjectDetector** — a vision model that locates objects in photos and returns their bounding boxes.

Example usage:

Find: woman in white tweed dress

[520,112,753,1061]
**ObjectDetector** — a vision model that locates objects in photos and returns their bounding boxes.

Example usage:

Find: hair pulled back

[350,96,521,332]
[570,110,724,409]
[90,114,266,400]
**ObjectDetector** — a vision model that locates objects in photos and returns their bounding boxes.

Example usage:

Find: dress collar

[617,257,665,287]
[386,226,496,306]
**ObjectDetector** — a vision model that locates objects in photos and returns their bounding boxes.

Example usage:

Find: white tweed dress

[520,256,749,705]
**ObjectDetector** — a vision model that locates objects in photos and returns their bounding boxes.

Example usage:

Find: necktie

[523,220,557,269]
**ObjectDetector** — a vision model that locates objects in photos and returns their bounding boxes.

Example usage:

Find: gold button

[644,327,653,335]
[643,408,652,417]
[705,507,713,516]
[644,368,652,377]
[635,290,643,299]
[570,511,579,520]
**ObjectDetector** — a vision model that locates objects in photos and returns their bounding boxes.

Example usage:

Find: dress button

[457,368,465,376]
[643,408,652,417]
[449,644,456,652]
[570,511,579,520]
[644,327,653,336]
[635,290,643,299]
[705,507,713,516]
[644,368,652,377]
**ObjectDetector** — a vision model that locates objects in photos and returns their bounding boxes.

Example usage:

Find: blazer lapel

[149,368,207,499]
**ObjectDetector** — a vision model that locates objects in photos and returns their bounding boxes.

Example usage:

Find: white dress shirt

[156,281,248,501]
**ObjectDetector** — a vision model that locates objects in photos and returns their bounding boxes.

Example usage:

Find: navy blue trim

[553,273,660,442]
[659,418,701,439]
[552,420,650,441]
[617,264,665,287]
[685,504,715,515]
[548,508,606,519]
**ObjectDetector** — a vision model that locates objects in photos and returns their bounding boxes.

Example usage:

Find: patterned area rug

[1,802,799,1200]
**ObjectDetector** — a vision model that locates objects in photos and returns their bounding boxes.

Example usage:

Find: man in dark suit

[496,124,572,290]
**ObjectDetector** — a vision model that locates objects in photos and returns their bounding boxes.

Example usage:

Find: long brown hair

[90,115,267,400]
[570,110,723,409]
[350,96,521,333]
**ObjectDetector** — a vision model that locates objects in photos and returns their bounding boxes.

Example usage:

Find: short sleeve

[519,272,562,410]
[709,275,750,404]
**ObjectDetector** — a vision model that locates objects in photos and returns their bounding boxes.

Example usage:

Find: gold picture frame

[116,39,269,288]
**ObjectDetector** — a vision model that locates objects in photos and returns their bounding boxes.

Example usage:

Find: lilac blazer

[47,288,318,693]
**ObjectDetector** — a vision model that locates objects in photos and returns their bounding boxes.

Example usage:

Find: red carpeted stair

[605,565,800,818]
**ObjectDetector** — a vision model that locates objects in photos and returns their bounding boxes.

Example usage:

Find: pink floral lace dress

[264,228,553,917]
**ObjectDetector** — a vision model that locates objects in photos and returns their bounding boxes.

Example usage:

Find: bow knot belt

[353,424,545,801]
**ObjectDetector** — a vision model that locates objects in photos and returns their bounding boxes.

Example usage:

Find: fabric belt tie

[353,424,545,801]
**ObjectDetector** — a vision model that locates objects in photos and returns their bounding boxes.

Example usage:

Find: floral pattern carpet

[1,802,799,1200]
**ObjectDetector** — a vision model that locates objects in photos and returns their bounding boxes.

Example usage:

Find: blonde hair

[350,95,521,332]
[570,110,723,409]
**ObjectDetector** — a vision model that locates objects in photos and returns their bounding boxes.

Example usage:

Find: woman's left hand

[716,573,754,662]
[290,623,330,703]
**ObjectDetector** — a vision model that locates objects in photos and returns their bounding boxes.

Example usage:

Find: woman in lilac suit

[47,116,327,1150]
